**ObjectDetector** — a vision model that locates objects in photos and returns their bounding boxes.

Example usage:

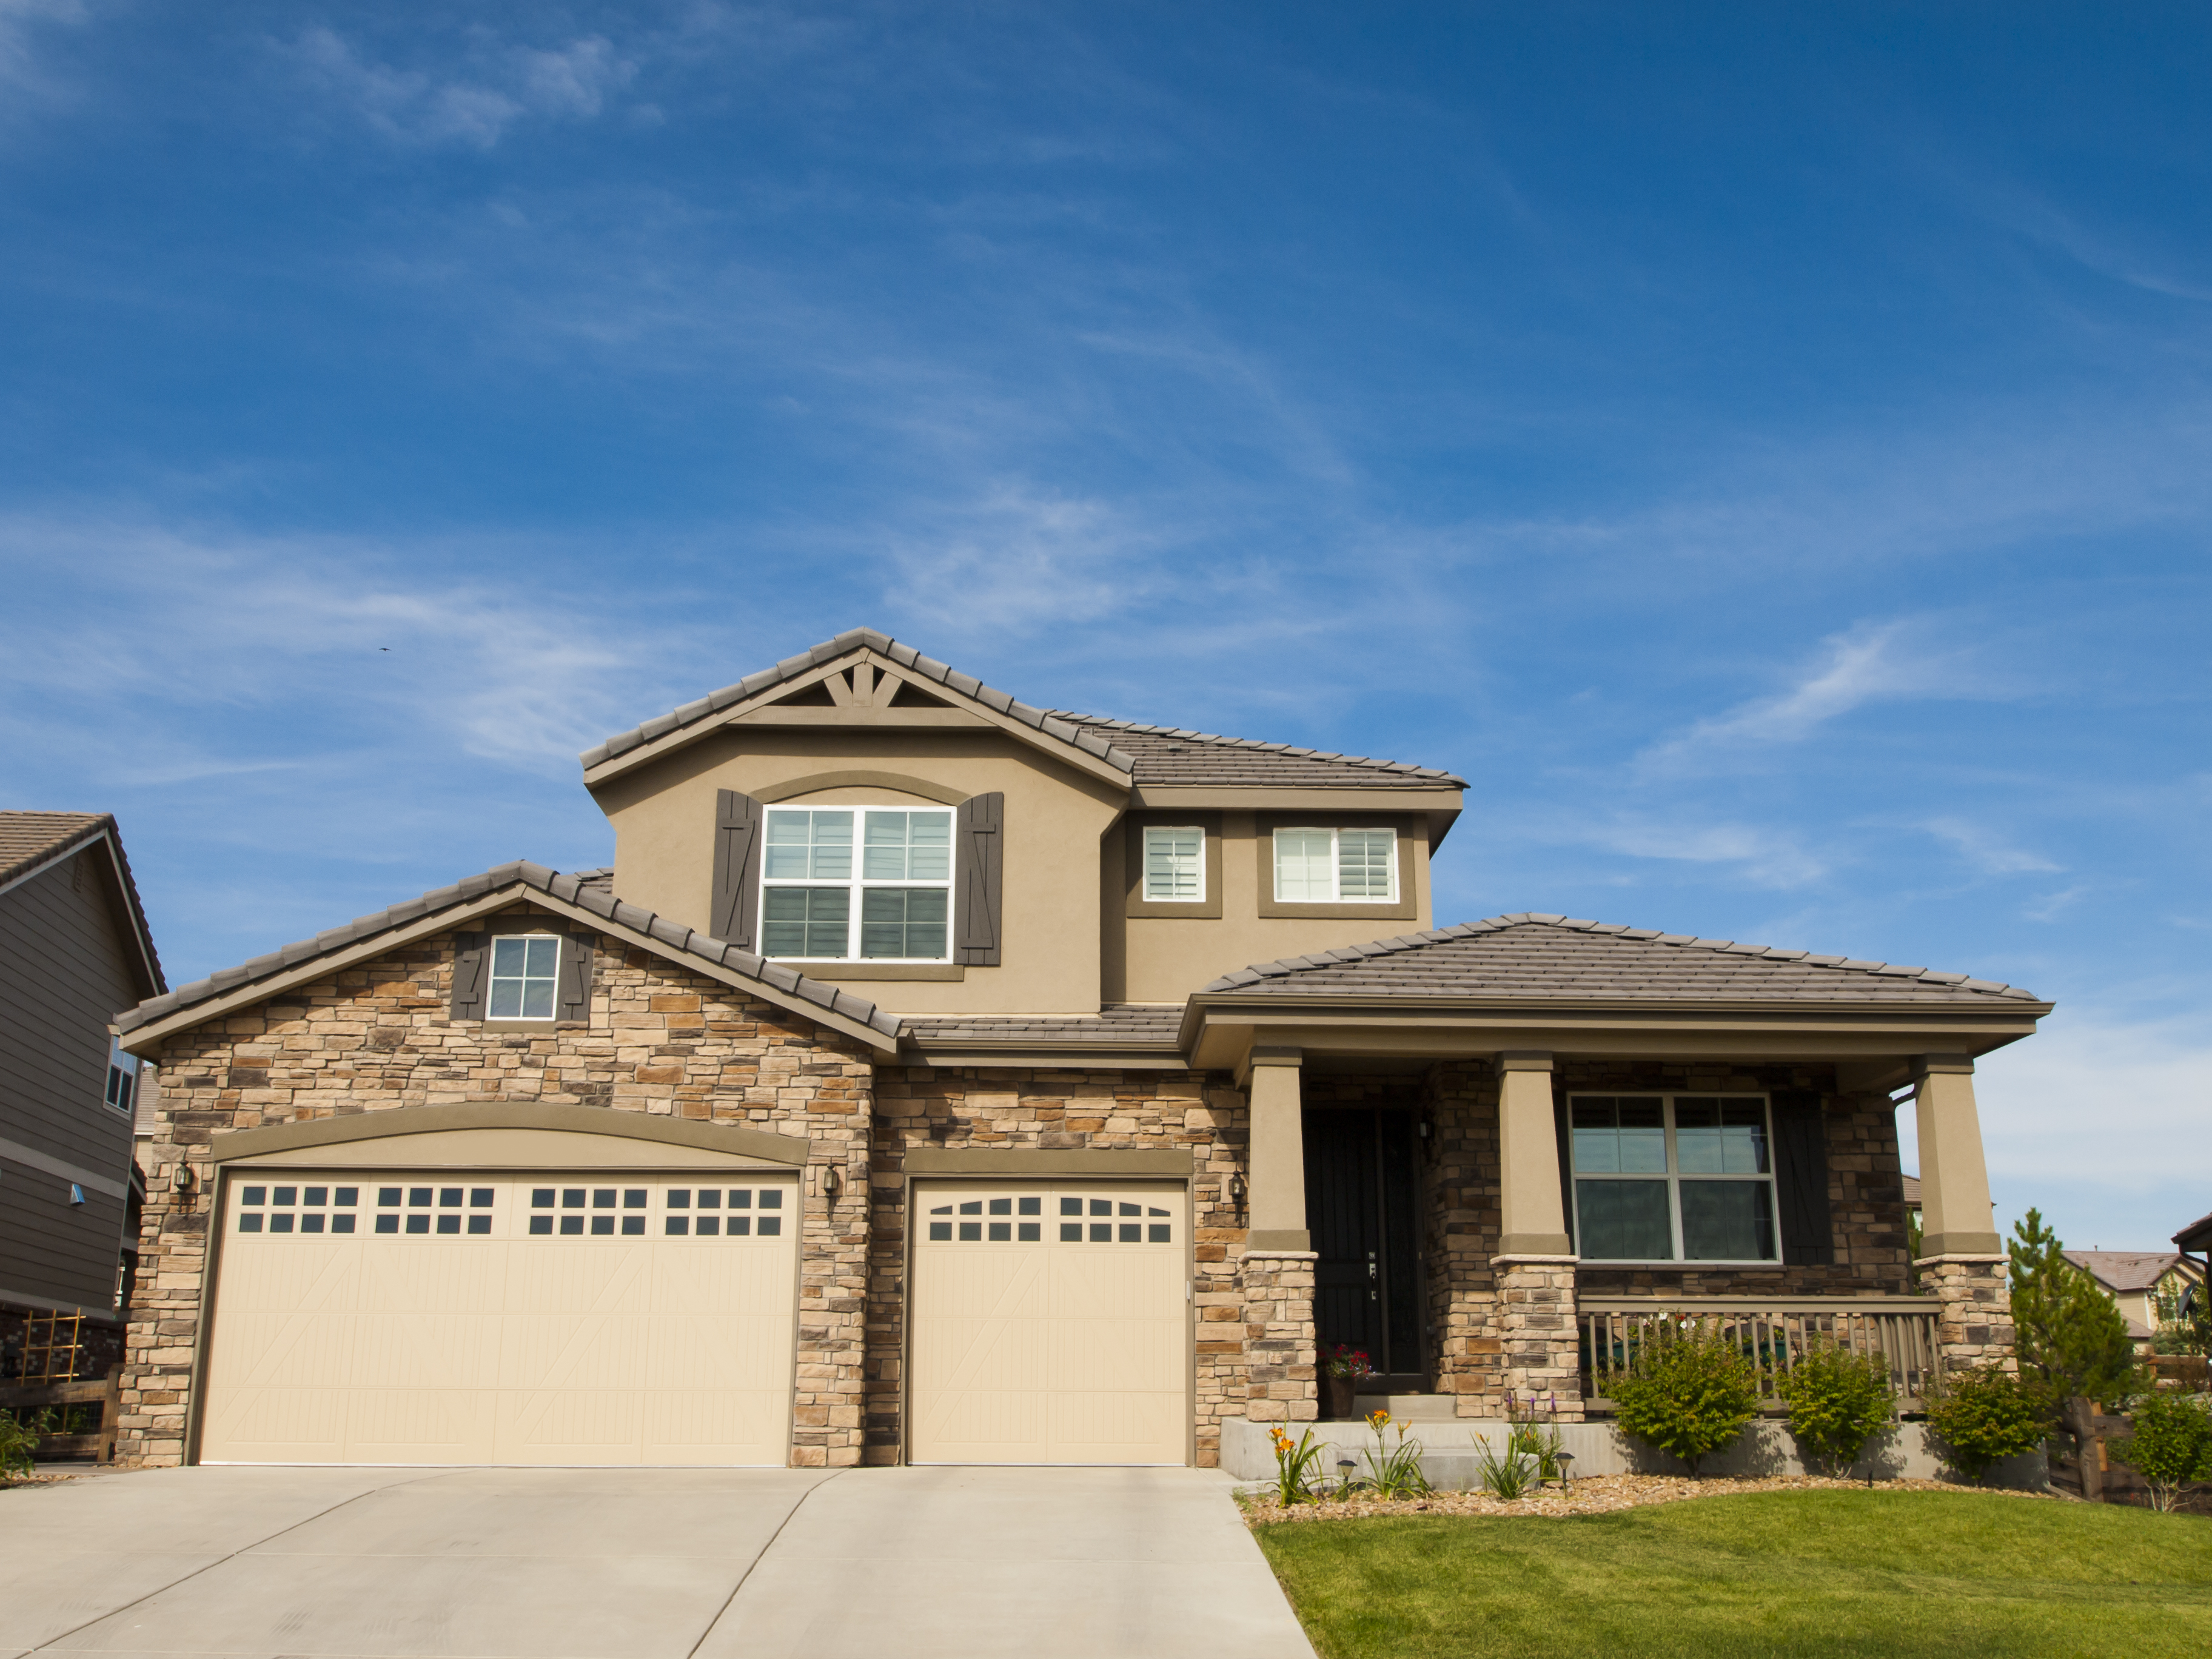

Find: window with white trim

[760,806,954,960]
[488,935,562,1019]
[1569,1094,1780,1262]
[104,1039,138,1114]
[1142,826,1205,902]
[1273,827,1398,903]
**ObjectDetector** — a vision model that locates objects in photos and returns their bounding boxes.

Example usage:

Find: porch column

[1246,1047,1309,1251]
[1491,1051,1583,1419]
[1241,1046,1316,1424]
[1496,1051,1570,1256]
[1912,1054,2013,1372]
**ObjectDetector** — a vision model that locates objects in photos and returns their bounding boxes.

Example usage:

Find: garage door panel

[911,1181,1187,1466]
[203,1169,798,1466]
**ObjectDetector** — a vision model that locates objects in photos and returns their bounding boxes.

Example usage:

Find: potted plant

[1321,1344,1374,1419]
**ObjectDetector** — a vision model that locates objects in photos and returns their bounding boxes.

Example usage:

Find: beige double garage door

[200,1164,1188,1467]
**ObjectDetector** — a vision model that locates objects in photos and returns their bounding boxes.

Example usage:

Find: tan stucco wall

[594,729,1126,1017]
[1107,811,1433,1003]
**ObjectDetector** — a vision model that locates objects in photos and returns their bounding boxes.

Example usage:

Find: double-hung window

[761,806,954,960]
[1569,1094,1780,1262]
[1142,826,1205,902]
[1273,827,1397,903]
[489,936,562,1019]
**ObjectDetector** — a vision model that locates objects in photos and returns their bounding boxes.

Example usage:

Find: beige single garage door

[199,1170,798,1466]
[910,1180,1188,1465]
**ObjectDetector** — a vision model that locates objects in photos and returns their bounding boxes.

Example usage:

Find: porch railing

[1579,1298,1943,1413]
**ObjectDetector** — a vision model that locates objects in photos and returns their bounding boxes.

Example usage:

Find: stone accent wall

[1492,1258,1583,1419]
[1421,1061,1507,1415]
[1237,1252,1318,1424]
[118,903,876,1468]
[1919,1255,2014,1372]
[865,1065,1248,1465]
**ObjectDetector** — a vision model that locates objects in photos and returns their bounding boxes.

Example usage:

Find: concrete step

[1349,1393,1459,1421]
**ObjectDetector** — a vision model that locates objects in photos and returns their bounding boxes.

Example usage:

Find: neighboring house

[2065,1250,2206,1347]
[112,630,2045,1469]
[0,813,165,1374]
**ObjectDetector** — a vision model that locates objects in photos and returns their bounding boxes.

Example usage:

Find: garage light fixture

[1228,1175,1246,1212]
[822,1165,843,1202]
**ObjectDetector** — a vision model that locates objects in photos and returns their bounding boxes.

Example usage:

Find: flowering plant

[1322,1344,1375,1380]
[1267,1425,1327,1506]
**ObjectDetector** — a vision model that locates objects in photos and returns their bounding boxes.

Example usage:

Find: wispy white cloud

[1922,817,2062,878]
[1542,815,1830,890]
[286,27,637,149]
[0,0,85,100]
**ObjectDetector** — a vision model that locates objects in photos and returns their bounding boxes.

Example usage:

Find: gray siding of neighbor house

[0,849,140,1316]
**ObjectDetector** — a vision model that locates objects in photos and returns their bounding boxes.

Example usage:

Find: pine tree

[2007,1208,2142,1415]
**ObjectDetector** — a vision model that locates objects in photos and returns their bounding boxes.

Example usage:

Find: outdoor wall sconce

[1228,1174,1247,1212]
[172,1163,194,1196]
[822,1165,843,1202]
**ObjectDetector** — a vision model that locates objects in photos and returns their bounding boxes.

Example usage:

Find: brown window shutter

[712,790,764,947]
[557,933,596,1024]
[450,931,489,1020]
[1771,1090,1834,1266]
[954,792,1004,967]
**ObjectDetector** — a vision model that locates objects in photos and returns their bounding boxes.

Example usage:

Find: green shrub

[1923,1366,2049,1481]
[0,1411,35,1482]
[1609,1319,1763,1478]
[2111,1392,2212,1512]
[1475,1436,1539,1498]
[1777,1341,1897,1476]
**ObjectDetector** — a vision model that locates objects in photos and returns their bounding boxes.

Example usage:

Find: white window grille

[1273,826,1398,903]
[1142,826,1205,902]
[761,806,954,960]
[1568,1093,1781,1262]
[489,936,561,1019]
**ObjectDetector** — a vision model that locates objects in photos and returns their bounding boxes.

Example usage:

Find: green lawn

[1253,1490,2212,1658]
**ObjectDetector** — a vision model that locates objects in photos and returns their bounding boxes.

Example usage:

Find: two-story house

[113,630,2042,1469]
[2,813,166,1378]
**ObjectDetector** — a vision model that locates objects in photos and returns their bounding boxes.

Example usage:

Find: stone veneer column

[1238,1250,1319,1423]
[1909,1054,2012,1373]
[1491,1051,1583,1417]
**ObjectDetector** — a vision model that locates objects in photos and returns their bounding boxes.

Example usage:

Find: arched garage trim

[207,1102,813,1167]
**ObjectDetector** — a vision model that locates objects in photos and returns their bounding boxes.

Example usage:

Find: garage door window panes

[923,1195,1171,1245]
[660,1187,783,1236]
[372,1185,497,1235]
[236,1184,359,1235]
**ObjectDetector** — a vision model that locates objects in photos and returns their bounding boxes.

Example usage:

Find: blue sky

[4,2,2207,1252]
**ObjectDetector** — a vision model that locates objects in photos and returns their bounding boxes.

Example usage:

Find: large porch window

[1569,1094,1780,1263]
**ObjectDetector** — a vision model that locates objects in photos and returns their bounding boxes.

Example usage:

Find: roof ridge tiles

[115,863,903,1042]
[1196,911,2043,1001]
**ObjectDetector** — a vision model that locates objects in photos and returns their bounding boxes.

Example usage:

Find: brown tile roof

[903,1005,1185,1048]
[2176,1210,2212,1254]
[115,861,899,1042]
[1200,914,2046,1004]
[1043,714,1464,791]
[0,810,165,994]
[582,629,1134,775]
[2065,1251,2187,1294]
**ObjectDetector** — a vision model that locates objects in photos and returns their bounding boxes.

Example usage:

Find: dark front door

[1304,1110,1425,1379]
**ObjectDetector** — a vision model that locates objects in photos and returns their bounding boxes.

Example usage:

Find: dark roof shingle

[903,1005,1185,1047]
[1201,914,2045,1004]
[1045,714,1465,790]
[2065,1251,2186,1294]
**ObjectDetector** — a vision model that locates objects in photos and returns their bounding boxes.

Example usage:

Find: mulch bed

[1242,1471,2059,1524]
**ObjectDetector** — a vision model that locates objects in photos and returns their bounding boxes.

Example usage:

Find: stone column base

[1914,1253,2013,1373]
[1490,1253,1584,1421]
[1239,1249,1318,1424]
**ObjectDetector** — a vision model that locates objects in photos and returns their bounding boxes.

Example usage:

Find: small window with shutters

[489,936,563,1019]
[451,927,595,1024]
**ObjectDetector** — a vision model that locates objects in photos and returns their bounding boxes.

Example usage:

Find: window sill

[1256,898,1416,920]
[479,1019,585,1034]
[775,962,966,981]
[1579,1260,1787,1269]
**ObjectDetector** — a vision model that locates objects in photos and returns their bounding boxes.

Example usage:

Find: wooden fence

[1580,1298,1943,1413]
[0,1364,123,1463]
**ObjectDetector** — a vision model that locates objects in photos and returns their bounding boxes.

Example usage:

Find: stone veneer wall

[118,903,876,1468]
[866,1066,1251,1465]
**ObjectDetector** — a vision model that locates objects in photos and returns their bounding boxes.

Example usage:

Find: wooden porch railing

[1579,1298,1943,1413]
[0,1364,124,1463]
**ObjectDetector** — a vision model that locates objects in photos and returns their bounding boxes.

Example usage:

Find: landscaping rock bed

[1242,1471,2060,1524]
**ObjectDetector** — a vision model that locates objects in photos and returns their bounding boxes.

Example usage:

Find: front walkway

[0,1465,1314,1659]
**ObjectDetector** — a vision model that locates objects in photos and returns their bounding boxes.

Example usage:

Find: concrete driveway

[0,1466,1315,1659]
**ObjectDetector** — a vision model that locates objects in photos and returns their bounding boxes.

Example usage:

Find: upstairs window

[761,806,954,960]
[489,936,562,1019]
[1569,1094,1779,1262]
[1142,826,1205,902]
[104,1039,138,1114]
[1273,826,1398,903]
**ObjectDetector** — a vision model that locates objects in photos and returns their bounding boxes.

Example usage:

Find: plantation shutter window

[1142,826,1205,902]
[1274,827,1398,902]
